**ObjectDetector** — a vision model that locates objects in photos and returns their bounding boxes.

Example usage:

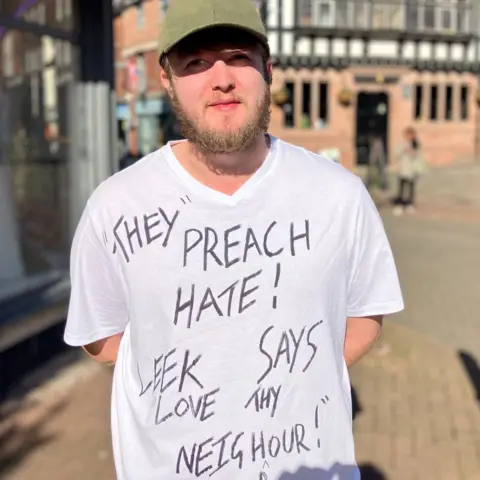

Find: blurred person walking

[367,134,388,191]
[63,0,404,478]
[392,127,425,216]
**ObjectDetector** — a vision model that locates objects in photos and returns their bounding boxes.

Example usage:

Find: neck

[173,133,270,196]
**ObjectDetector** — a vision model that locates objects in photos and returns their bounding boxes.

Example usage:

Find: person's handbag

[412,152,429,176]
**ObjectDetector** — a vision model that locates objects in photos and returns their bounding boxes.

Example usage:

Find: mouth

[209,100,241,111]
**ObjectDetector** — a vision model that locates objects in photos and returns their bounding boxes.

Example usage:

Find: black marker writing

[176,424,310,477]
[244,385,282,418]
[137,348,203,398]
[315,405,320,448]
[177,431,245,477]
[272,263,281,309]
[313,396,329,448]
[252,428,310,463]
[173,270,263,328]
[257,321,323,384]
[290,220,310,256]
[155,387,219,426]
[113,207,179,262]
[183,221,310,271]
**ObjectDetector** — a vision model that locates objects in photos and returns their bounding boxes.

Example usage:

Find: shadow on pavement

[351,386,362,421]
[0,324,81,477]
[359,464,388,479]
[0,396,67,477]
[458,350,480,403]
[0,322,80,402]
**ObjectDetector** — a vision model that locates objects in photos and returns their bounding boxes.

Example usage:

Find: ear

[266,59,273,85]
[159,66,171,90]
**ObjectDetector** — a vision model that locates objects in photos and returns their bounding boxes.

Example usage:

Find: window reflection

[0,27,75,299]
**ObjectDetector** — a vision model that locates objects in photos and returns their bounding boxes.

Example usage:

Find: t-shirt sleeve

[346,179,404,318]
[64,204,129,347]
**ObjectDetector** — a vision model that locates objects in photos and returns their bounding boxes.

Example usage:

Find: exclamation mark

[315,405,320,448]
[272,263,281,309]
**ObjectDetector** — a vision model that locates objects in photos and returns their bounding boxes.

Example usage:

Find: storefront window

[0,26,74,303]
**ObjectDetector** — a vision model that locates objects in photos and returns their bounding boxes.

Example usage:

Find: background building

[114,0,182,158]
[265,0,480,169]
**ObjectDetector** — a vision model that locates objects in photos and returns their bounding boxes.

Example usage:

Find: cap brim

[159,23,269,63]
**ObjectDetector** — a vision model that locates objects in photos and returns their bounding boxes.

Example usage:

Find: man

[64,0,404,478]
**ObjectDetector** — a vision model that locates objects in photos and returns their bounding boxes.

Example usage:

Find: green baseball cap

[158,0,269,62]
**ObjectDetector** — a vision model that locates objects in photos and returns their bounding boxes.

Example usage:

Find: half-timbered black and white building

[263,0,480,168]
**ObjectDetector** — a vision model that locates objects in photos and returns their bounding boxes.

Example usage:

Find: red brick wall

[120,1,161,50]
[114,1,165,100]
[114,16,128,99]
[270,66,479,170]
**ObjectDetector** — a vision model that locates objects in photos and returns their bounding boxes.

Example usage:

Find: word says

[113,208,179,262]
[257,321,323,384]
[183,220,310,271]
[174,270,263,328]
[244,385,282,418]
[176,424,311,478]
[155,388,219,426]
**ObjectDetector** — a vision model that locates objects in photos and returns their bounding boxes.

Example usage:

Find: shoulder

[86,148,168,215]
[273,138,365,201]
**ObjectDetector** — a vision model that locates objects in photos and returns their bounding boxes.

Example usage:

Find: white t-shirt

[64,136,404,480]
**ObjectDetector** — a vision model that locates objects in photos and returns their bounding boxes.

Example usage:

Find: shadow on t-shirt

[278,463,386,479]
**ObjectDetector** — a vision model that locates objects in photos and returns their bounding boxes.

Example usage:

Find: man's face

[160,28,272,154]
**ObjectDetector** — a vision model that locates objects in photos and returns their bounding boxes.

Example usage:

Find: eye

[229,53,251,64]
[185,59,209,71]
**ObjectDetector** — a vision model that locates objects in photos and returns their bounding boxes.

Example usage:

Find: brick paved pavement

[351,321,480,480]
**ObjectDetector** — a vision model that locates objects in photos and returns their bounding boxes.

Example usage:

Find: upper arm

[346,180,404,318]
[82,332,124,364]
[346,314,383,337]
[64,204,129,348]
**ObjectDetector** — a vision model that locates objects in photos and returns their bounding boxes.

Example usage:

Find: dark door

[355,92,389,165]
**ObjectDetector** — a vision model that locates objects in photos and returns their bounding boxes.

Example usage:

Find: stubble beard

[168,84,271,156]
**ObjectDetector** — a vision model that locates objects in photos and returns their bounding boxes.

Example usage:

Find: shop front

[0,0,117,393]
[135,96,165,155]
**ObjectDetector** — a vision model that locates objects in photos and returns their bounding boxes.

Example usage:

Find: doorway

[355,92,389,166]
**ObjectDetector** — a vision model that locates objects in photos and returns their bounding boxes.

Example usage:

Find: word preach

[183,220,310,271]
[176,423,311,478]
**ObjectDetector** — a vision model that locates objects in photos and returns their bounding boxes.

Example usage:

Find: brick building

[266,0,480,169]
[114,0,173,156]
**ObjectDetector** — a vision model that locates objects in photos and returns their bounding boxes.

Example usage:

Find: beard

[168,83,271,155]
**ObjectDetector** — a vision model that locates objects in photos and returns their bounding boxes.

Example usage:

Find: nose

[209,60,235,93]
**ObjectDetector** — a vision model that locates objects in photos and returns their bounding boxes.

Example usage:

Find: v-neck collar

[164,135,279,206]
